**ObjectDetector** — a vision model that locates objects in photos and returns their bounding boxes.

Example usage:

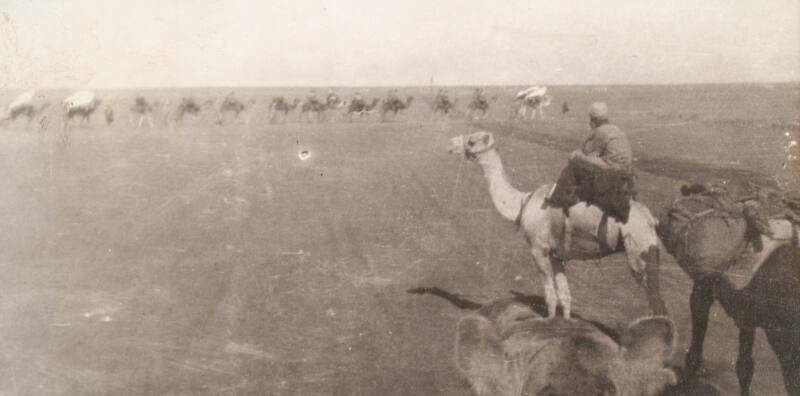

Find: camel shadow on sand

[407,286,721,396]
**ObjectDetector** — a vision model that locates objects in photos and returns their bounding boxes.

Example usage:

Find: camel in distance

[269,97,300,123]
[380,94,414,122]
[1,90,50,126]
[345,96,380,121]
[62,91,101,129]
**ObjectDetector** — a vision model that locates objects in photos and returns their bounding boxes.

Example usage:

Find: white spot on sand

[298,150,311,160]
[224,341,274,360]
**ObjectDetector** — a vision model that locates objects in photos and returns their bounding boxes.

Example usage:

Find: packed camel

[62,90,102,129]
[0,90,50,126]
[513,85,552,121]
[659,182,800,395]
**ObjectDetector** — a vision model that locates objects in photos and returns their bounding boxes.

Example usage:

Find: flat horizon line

[3,80,799,91]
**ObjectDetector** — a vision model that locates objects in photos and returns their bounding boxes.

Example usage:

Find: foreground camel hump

[447,131,667,319]
[455,298,677,396]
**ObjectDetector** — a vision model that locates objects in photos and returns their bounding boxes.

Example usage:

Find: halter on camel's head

[448,131,496,160]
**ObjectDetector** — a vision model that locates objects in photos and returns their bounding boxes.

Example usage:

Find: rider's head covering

[589,102,608,120]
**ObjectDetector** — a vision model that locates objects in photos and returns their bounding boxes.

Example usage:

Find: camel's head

[448,131,495,160]
[456,299,677,396]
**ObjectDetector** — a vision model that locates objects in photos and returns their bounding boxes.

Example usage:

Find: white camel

[63,90,101,129]
[448,131,667,319]
[1,90,50,125]
[513,86,552,121]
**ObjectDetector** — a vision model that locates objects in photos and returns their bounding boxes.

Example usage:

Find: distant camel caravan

[467,89,490,120]
[129,96,155,129]
[380,95,413,121]
[172,97,208,123]
[454,298,677,396]
[448,131,667,319]
[300,96,345,122]
[1,90,50,126]
[269,97,300,123]
[345,97,380,121]
[432,90,458,119]
[216,93,253,126]
[658,185,800,395]
[513,86,552,121]
[62,90,101,128]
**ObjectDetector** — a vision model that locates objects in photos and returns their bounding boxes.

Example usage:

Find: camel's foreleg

[685,278,715,378]
[736,327,756,396]
[530,247,559,318]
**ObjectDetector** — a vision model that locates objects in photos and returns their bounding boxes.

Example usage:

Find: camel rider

[437,89,451,107]
[386,89,399,104]
[546,102,635,222]
[307,90,319,105]
[473,88,487,106]
[326,89,340,106]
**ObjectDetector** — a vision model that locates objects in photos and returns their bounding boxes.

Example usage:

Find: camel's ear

[455,315,504,395]
[481,132,495,148]
[620,316,676,365]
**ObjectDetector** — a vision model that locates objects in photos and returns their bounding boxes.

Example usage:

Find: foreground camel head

[456,299,676,396]
[448,131,496,160]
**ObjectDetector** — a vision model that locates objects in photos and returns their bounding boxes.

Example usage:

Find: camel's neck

[476,149,527,222]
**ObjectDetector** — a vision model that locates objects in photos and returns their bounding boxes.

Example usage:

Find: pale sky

[1,0,798,88]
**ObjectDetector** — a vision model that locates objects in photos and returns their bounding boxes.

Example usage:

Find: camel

[658,188,800,395]
[432,91,458,119]
[269,97,300,123]
[380,96,414,121]
[216,93,253,126]
[467,93,490,121]
[300,98,344,122]
[104,106,114,126]
[129,96,154,129]
[453,297,677,396]
[447,131,667,319]
[345,97,380,121]
[513,86,552,121]
[172,97,205,123]
[1,90,50,125]
[62,90,101,129]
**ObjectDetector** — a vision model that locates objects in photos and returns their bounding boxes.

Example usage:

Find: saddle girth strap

[516,192,535,231]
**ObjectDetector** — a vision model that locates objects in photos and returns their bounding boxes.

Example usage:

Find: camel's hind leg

[765,327,800,396]
[623,237,668,315]
[530,248,559,318]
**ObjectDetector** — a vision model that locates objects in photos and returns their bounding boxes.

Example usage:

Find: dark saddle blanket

[574,168,636,223]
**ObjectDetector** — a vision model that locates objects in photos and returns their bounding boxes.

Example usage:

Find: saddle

[548,167,635,223]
